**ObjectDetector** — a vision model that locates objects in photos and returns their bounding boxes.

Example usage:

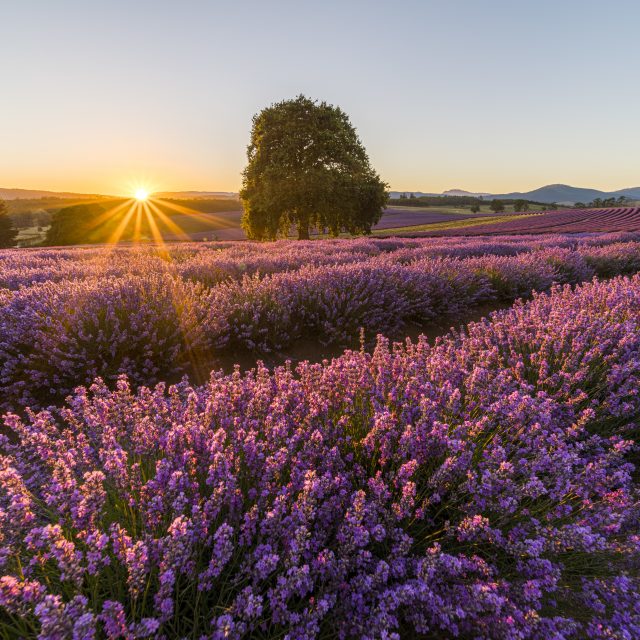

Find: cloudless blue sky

[1,0,639,194]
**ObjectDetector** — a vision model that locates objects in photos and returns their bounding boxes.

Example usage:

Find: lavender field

[423,206,640,236]
[1,235,640,638]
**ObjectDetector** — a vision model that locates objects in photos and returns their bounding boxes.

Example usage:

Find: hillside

[389,184,640,205]
[491,184,640,205]
[6,185,640,207]
[0,188,106,200]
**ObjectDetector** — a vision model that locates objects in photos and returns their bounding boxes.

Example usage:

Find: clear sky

[1,0,639,195]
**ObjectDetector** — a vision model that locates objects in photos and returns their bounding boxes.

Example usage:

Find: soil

[204,300,512,378]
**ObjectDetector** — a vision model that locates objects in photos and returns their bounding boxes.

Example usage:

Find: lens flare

[135,188,149,202]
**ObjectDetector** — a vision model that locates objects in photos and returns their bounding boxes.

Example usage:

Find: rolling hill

[390,184,640,205]
[490,184,640,205]
[0,188,106,200]
[5,184,640,208]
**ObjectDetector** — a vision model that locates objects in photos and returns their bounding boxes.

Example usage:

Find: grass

[16,225,49,247]
[387,205,482,215]
[374,213,541,235]
[387,204,548,215]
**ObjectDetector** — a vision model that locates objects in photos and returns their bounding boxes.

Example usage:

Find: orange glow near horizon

[83,190,231,248]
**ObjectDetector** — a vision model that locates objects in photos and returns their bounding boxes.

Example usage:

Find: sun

[134,188,149,202]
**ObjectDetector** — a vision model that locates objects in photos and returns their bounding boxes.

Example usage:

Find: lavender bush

[2,237,640,411]
[0,274,215,409]
[1,275,639,638]
[2,234,639,292]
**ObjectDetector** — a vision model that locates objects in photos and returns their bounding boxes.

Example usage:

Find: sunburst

[85,181,233,249]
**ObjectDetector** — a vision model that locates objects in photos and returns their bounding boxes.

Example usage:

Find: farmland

[11,199,640,247]
[2,229,640,640]
[1,233,640,637]
[383,206,640,236]
[2,233,640,406]
[4,0,640,636]
[4,220,640,640]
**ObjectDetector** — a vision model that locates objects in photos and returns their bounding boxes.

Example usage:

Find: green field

[16,225,49,246]
[374,212,541,235]
[386,203,547,215]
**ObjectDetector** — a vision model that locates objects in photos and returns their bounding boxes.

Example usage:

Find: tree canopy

[45,203,108,246]
[0,200,19,248]
[240,95,388,240]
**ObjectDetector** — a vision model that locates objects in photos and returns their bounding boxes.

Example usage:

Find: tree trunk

[297,223,310,240]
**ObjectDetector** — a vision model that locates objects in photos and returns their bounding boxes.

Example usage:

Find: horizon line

[2,181,640,199]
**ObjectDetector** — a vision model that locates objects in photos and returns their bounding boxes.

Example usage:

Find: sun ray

[146,200,192,241]
[106,201,137,245]
[154,198,240,229]
[84,199,132,233]
[142,201,168,252]
[133,204,143,243]
[139,201,213,382]
[80,191,239,248]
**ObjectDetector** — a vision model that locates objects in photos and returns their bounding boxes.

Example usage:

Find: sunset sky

[1,0,639,196]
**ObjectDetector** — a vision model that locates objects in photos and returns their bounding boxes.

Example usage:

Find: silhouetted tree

[470,204,481,213]
[45,203,108,245]
[240,95,388,240]
[0,200,19,248]
[489,200,505,213]
[513,199,530,212]
[10,210,35,229]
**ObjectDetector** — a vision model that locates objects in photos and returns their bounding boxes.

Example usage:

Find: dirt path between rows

[205,300,513,378]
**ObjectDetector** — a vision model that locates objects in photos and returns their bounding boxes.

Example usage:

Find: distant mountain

[0,187,240,201]
[5,184,639,207]
[611,187,640,199]
[389,184,640,205]
[0,188,106,200]
[490,184,640,205]
[442,189,492,198]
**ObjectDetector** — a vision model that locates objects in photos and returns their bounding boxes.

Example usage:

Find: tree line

[391,195,548,212]
[574,196,630,208]
[0,200,19,248]
[394,194,483,206]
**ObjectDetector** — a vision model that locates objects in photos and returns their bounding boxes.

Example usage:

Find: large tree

[0,200,19,248]
[240,95,388,240]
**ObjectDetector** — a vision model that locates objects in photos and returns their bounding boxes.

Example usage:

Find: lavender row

[430,206,640,236]
[3,242,640,410]
[1,275,638,638]
[1,232,639,291]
